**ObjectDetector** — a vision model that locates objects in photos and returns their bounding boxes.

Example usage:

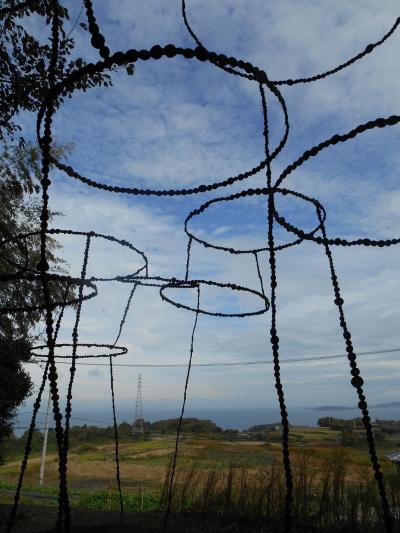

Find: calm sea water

[14,405,400,435]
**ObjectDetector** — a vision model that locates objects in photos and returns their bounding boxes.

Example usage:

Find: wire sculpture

[0,0,399,531]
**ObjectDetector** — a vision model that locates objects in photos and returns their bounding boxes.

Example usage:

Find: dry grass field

[1,428,400,532]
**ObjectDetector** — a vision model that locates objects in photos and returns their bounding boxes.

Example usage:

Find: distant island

[306,401,400,411]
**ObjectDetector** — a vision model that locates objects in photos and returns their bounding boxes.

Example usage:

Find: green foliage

[0,429,46,462]
[0,140,74,462]
[150,417,223,434]
[77,489,160,512]
[0,141,74,333]
[0,2,113,139]
[375,419,400,434]
[318,417,363,430]
[247,423,281,432]
[339,430,364,448]
[126,64,135,76]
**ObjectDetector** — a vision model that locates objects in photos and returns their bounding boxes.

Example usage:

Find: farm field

[1,427,394,490]
[1,426,400,532]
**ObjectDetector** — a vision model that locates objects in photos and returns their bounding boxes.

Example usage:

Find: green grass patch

[76,489,161,512]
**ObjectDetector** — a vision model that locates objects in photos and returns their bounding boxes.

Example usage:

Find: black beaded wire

[315,205,392,532]
[163,285,201,530]
[159,278,269,318]
[83,0,110,59]
[110,282,139,521]
[36,45,290,197]
[260,83,293,532]
[0,228,148,280]
[181,1,400,88]
[181,0,256,83]
[0,227,147,315]
[30,342,128,359]
[61,235,91,532]
[36,2,70,529]
[6,281,70,533]
[184,187,326,255]
[47,228,148,278]
[275,210,400,249]
[274,114,400,191]
[271,17,400,86]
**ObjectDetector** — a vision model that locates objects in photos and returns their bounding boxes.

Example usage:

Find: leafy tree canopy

[0,0,115,138]
[0,141,73,461]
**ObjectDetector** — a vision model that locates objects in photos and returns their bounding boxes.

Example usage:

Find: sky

[12,0,400,424]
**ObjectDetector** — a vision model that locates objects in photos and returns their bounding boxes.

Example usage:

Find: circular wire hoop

[38,45,289,196]
[0,228,148,281]
[185,187,327,254]
[0,273,97,314]
[159,278,270,317]
[31,342,128,359]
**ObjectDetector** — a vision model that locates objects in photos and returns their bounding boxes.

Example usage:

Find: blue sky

[15,1,400,420]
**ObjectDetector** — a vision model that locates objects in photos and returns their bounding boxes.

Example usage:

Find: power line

[19,414,112,425]
[2,406,113,425]
[27,346,400,369]
[64,1,84,41]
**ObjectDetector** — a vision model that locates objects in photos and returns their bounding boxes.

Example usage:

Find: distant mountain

[305,405,355,411]
[306,401,400,411]
[371,401,400,409]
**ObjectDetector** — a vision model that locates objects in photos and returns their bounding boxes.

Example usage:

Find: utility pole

[39,387,51,486]
[133,374,144,438]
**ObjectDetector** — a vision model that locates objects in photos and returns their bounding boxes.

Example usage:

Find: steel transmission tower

[133,374,144,437]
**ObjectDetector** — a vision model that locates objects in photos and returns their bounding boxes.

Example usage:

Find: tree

[0,140,73,463]
[0,1,114,139]
[0,1,135,140]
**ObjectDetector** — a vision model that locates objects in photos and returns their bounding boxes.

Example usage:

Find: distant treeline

[1,417,241,461]
[246,424,281,432]
[318,417,400,433]
[144,417,228,434]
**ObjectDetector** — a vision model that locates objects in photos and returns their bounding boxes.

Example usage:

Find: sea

[13,405,400,436]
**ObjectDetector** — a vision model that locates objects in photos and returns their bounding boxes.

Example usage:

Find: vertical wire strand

[109,282,138,521]
[62,235,91,531]
[6,368,50,533]
[260,82,293,531]
[316,206,392,532]
[6,281,69,532]
[254,251,266,296]
[36,2,69,529]
[185,236,192,282]
[83,0,110,59]
[163,285,201,530]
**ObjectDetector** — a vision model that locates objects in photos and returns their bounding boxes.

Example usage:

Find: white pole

[39,388,51,486]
